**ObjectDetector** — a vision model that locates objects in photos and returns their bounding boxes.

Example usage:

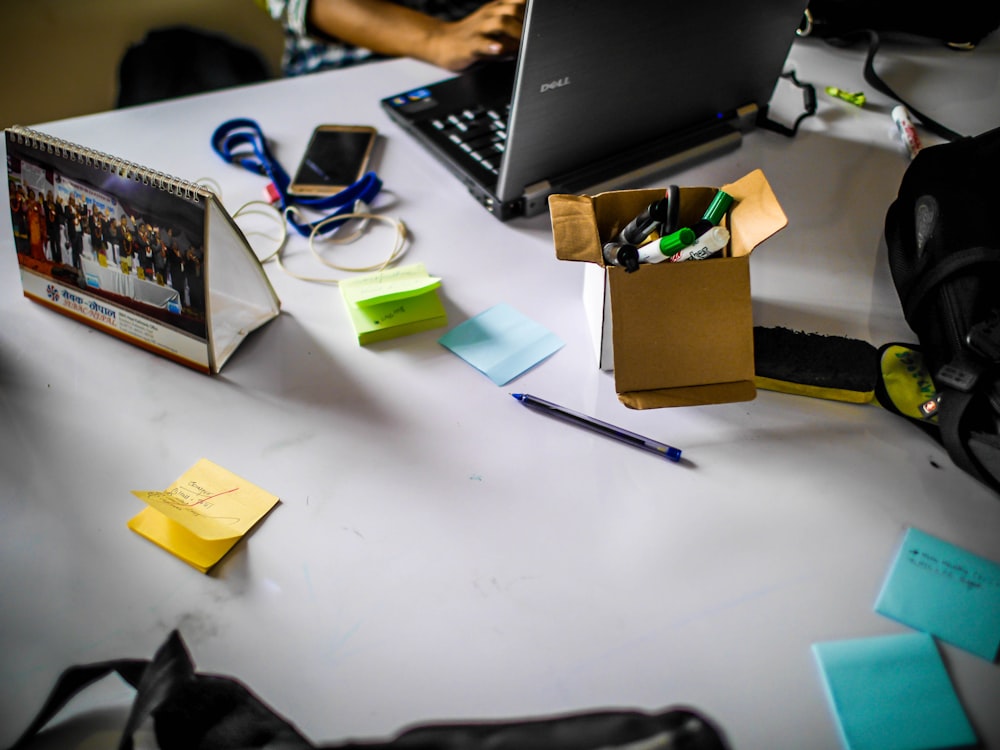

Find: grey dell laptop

[380,0,808,221]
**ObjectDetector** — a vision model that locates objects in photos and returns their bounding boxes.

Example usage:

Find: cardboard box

[549,169,787,409]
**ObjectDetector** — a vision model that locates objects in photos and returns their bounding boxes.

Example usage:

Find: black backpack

[882,125,1000,494]
[7,630,729,749]
[117,26,271,108]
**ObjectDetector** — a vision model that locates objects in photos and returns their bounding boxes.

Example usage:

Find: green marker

[635,227,695,264]
[689,190,734,237]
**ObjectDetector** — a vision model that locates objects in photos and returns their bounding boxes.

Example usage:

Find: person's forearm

[307,0,445,63]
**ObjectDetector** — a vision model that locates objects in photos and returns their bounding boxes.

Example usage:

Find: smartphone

[288,125,377,196]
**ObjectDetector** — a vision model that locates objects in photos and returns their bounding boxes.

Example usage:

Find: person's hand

[424,0,526,71]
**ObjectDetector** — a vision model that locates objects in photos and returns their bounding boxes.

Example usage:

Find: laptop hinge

[735,103,760,132]
[523,180,553,209]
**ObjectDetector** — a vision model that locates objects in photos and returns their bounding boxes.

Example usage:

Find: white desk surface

[2,34,999,750]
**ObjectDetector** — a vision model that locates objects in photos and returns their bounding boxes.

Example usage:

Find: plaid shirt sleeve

[261,0,493,76]
[261,0,375,75]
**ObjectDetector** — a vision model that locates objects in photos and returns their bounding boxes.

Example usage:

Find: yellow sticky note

[127,458,279,573]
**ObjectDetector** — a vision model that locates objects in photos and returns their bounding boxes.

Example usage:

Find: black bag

[7,630,729,750]
[117,26,271,108]
[882,126,1000,495]
[798,0,1000,49]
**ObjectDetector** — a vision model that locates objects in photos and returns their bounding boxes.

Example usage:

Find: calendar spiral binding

[8,125,206,203]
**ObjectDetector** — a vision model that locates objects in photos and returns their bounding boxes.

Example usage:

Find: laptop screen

[497,0,808,202]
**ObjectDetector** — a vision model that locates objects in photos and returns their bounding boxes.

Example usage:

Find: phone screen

[289,126,376,195]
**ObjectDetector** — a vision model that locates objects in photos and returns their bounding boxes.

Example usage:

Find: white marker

[669,226,730,262]
[891,105,922,160]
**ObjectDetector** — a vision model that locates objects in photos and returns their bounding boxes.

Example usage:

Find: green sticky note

[813,633,976,750]
[875,527,1000,661]
[340,262,442,307]
[340,263,447,344]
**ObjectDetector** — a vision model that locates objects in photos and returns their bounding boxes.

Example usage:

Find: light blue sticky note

[875,527,1000,661]
[813,633,976,750]
[438,303,564,386]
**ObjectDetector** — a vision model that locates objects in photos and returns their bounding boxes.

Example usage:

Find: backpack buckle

[936,351,983,392]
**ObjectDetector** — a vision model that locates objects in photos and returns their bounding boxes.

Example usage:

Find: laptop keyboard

[428,104,510,176]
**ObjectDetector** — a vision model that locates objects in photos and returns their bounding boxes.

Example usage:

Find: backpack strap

[936,385,1000,493]
[900,245,1000,323]
[935,310,1000,492]
[7,658,148,750]
[7,631,313,750]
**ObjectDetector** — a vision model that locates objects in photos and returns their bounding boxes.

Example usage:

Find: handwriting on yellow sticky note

[127,458,279,572]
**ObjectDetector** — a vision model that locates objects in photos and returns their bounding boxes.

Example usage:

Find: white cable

[307,211,409,275]
[232,200,288,263]
[220,191,409,284]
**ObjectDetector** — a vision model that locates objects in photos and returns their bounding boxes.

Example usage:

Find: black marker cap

[602,241,640,272]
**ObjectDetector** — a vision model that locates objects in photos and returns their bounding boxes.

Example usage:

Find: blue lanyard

[210,118,382,237]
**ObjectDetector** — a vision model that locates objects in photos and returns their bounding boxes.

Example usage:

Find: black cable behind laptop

[790,3,1000,141]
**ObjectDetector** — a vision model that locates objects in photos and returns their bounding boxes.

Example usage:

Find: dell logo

[540,77,570,93]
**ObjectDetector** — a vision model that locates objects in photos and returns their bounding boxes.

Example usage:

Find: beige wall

[1,0,285,128]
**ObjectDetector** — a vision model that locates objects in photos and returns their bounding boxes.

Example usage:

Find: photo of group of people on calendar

[7,135,209,339]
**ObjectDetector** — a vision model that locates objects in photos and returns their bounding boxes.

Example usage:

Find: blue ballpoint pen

[511,393,682,462]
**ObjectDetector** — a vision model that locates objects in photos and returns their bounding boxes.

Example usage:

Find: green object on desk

[825,86,866,107]
[813,632,976,750]
[340,262,447,344]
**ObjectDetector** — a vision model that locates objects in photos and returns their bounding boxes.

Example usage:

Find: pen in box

[617,184,680,245]
[602,240,641,272]
[617,196,671,245]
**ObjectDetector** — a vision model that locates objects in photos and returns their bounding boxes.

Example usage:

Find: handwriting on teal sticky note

[875,527,1000,661]
[813,633,976,750]
[438,303,564,386]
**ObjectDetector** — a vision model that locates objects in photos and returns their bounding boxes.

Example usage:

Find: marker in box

[618,197,671,245]
[602,241,640,272]
[669,226,730,262]
[617,185,680,245]
[688,190,734,238]
[635,227,695,264]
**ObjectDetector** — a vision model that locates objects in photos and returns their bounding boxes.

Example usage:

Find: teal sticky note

[813,633,976,750]
[875,527,1000,661]
[438,303,564,386]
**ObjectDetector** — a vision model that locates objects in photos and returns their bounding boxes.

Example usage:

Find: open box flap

[549,169,786,263]
[549,193,607,263]
[721,169,788,258]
